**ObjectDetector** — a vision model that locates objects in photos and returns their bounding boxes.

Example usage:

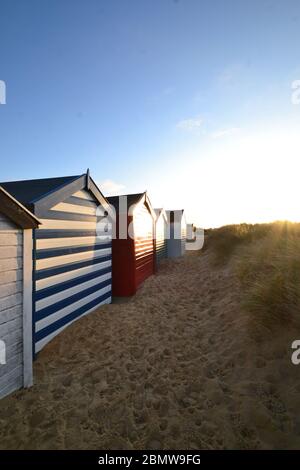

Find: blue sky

[1,0,300,226]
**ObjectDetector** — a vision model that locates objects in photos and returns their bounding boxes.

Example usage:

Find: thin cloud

[211,127,240,139]
[99,179,126,196]
[176,116,203,132]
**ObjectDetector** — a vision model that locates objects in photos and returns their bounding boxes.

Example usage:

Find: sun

[188,126,300,227]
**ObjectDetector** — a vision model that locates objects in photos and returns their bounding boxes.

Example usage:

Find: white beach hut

[0,186,40,399]
[154,208,168,265]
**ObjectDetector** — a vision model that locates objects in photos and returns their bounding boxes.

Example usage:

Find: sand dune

[0,250,300,449]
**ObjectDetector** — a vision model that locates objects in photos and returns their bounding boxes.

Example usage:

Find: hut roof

[107,192,156,220]
[0,186,40,228]
[0,171,109,216]
[166,209,185,223]
[154,208,168,222]
[0,175,80,207]
[107,193,144,213]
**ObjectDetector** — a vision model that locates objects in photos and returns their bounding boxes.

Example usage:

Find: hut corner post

[23,229,33,388]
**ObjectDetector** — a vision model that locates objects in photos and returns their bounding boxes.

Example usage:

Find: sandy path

[1,251,300,449]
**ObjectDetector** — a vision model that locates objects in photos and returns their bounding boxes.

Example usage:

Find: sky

[0,0,300,227]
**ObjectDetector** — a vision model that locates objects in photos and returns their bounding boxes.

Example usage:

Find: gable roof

[154,208,168,223]
[107,193,144,213]
[0,175,80,208]
[107,192,156,220]
[0,186,40,229]
[0,171,109,216]
[166,209,185,223]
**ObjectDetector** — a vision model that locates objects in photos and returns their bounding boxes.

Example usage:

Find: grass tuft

[206,221,300,332]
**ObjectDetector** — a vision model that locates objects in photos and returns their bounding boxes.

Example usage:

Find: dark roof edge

[88,175,110,207]
[33,172,110,216]
[0,186,40,229]
[154,207,168,222]
[144,191,156,221]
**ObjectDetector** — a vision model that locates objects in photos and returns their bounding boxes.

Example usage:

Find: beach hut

[186,223,196,241]
[0,186,40,398]
[166,210,186,258]
[107,192,156,296]
[1,171,112,355]
[154,208,168,264]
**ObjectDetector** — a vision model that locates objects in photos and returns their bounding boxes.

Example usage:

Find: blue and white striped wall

[33,189,112,353]
[166,210,186,258]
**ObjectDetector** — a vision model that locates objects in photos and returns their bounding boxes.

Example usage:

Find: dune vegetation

[205,221,300,336]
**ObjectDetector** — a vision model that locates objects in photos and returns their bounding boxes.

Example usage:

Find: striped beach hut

[0,186,40,398]
[154,208,168,264]
[107,192,156,296]
[166,210,186,258]
[1,171,112,355]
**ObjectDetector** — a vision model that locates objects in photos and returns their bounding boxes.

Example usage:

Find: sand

[1,250,300,449]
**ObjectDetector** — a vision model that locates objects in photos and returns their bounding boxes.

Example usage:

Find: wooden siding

[155,214,167,264]
[110,215,135,297]
[33,190,112,354]
[133,203,154,288]
[0,214,23,398]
